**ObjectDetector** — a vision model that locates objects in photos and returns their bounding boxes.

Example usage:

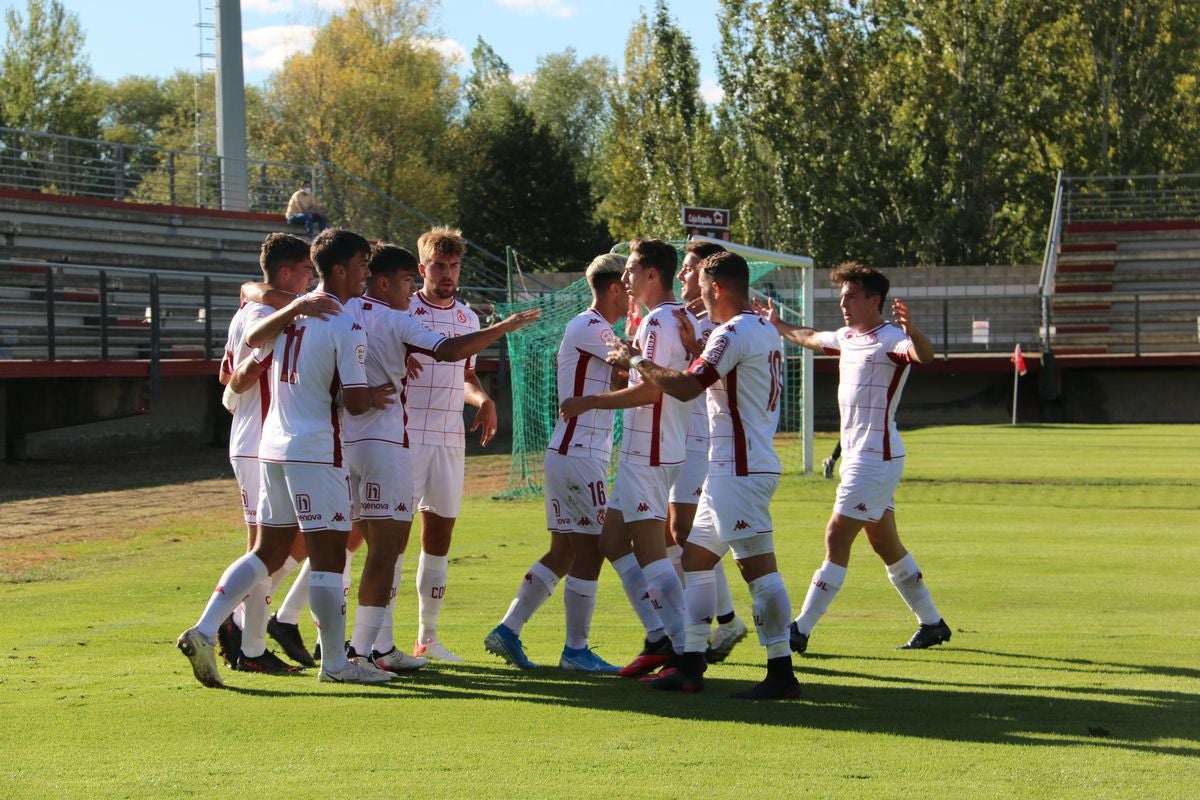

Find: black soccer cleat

[267,613,316,667]
[897,619,952,650]
[732,675,803,700]
[649,668,704,693]
[237,649,304,675]
[216,614,243,669]
[617,635,675,678]
[789,621,809,655]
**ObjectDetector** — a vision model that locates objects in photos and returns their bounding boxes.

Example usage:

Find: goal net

[495,238,813,499]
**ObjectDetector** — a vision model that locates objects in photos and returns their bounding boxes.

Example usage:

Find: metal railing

[1062,172,1200,225]
[0,127,315,214]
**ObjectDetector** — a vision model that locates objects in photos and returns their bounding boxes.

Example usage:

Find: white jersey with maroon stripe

[684,312,717,454]
[547,308,618,461]
[621,300,695,467]
[687,311,783,477]
[403,291,481,447]
[222,300,274,460]
[817,322,913,461]
[342,296,448,447]
[256,292,368,466]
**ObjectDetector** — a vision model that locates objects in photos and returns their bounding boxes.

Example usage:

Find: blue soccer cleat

[559,645,620,674]
[484,624,538,669]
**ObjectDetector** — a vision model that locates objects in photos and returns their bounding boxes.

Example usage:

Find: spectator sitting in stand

[285,179,329,237]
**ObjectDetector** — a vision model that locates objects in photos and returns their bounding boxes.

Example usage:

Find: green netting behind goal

[496,242,810,499]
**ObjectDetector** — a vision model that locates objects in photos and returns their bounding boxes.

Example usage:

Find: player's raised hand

[891,298,917,334]
[294,293,340,320]
[369,382,397,410]
[673,308,701,358]
[500,308,541,331]
[752,296,779,324]
[470,398,499,446]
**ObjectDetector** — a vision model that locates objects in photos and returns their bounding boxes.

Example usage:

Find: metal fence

[1063,173,1200,224]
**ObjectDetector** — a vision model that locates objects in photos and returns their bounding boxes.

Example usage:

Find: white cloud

[242,0,294,12]
[700,78,725,105]
[243,25,317,72]
[496,0,575,19]
[416,37,469,67]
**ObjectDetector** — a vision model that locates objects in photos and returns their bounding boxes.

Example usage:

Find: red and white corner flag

[1011,343,1028,376]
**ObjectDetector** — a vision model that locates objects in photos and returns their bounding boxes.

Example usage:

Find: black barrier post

[149,273,161,404]
[942,299,949,359]
[46,267,56,361]
[203,276,213,360]
[99,270,109,360]
[1134,294,1141,357]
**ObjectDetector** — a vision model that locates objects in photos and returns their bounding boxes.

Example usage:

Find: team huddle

[177,228,951,699]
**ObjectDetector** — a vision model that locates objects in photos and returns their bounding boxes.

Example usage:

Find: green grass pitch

[2,425,1198,798]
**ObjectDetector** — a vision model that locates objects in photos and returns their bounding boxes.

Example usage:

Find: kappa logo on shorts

[365,482,381,502]
[577,516,593,527]
[637,502,651,513]
[333,512,346,523]
[398,502,408,512]
[855,502,869,513]
[295,494,311,513]
[733,519,750,530]
[692,487,702,497]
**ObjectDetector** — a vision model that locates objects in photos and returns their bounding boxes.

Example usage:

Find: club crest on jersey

[597,509,606,524]
[355,344,366,363]
[457,309,467,323]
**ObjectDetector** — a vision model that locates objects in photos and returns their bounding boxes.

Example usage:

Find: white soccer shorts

[834,456,904,522]
[410,443,465,518]
[543,451,608,535]
[347,440,414,523]
[230,456,260,525]
[258,461,353,532]
[608,461,679,523]
[668,449,708,505]
[689,474,779,560]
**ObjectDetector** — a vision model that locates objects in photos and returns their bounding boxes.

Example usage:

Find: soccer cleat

[267,613,316,667]
[177,627,224,688]
[559,645,620,674]
[732,675,803,700]
[822,456,836,480]
[371,647,427,672]
[318,658,394,684]
[414,637,464,663]
[216,614,242,669]
[617,635,674,678]
[237,649,304,675]
[897,619,952,650]
[789,621,809,654]
[649,667,704,693]
[484,624,538,669]
[706,616,749,663]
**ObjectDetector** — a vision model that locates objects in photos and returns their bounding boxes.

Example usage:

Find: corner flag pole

[1010,343,1027,425]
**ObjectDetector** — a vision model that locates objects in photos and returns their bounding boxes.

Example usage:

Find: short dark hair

[685,240,726,261]
[829,262,889,312]
[368,242,420,280]
[700,251,750,294]
[310,229,371,279]
[259,232,310,282]
[630,238,678,291]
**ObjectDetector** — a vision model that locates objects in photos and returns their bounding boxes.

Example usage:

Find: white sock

[500,561,559,635]
[372,554,403,654]
[563,576,598,650]
[416,551,449,642]
[232,603,245,631]
[749,571,792,659]
[886,553,941,625]
[196,553,269,641]
[240,578,271,658]
[666,543,684,582]
[794,560,847,636]
[683,570,717,653]
[714,558,735,618]
[642,558,685,655]
[350,605,388,657]
[276,559,311,625]
[309,570,347,673]
[611,553,663,637]
[269,556,299,597]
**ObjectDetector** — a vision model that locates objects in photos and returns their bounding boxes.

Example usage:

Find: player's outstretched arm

[559,378,660,419]
[245,294,338,348]
[241,281,295,310]
[751,297,823,351]
[228,353,266,394]
[892,299,934,363]
[432,308,541,362]
[606,339,705,403]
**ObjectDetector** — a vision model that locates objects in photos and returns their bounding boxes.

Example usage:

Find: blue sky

[3,0,725,102]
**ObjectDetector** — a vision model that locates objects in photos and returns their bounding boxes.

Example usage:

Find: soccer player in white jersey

[216,232,318,673]
[605,251,800,699]
[404,226,491,662]
[343,244,540,672]
[559,239,697,677]
[484,253,629,672]
[177,229,387,687]
[756,262,951,652]
[670,240,748,664]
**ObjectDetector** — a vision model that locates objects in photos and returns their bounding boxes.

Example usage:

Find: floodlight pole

[215,0,249,211]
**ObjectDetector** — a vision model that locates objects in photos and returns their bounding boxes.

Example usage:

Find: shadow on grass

[219,655,1200,758]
